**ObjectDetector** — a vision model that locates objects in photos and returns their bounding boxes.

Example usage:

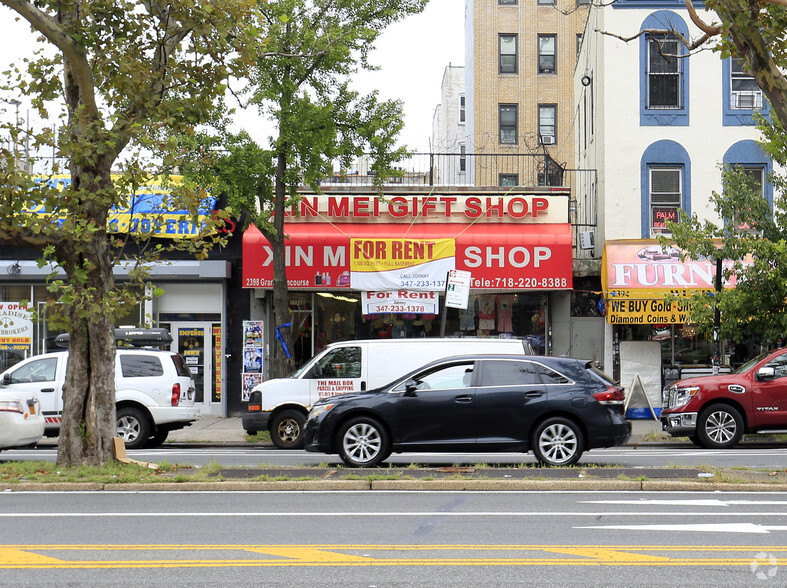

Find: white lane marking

[580,499,787,506]
[2,511,787,518]
[576,523,787,534]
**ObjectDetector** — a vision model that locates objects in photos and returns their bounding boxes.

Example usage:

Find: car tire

[532,417,584,467]
[337,416,391,468]
[270,409,306,449]
[145,428,169,448]
[116,407,151,449]
[697,404,743,449]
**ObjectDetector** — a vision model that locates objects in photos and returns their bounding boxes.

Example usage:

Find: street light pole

[9,99,21,166]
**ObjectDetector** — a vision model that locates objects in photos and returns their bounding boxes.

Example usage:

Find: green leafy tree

[0,1,258,466]
[182,0,425,377]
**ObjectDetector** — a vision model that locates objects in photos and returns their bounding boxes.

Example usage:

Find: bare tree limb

[1,0,98,116]
[684,0,722,36]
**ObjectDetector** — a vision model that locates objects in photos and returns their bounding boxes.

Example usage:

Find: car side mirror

[1,373,10,385]
[310,364,323,379]
[404,379,419,396]
[757,366,776,381]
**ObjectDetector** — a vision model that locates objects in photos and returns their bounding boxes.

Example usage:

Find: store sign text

[284,195,556,222]
[362,291,439,314]
[606,298,691,325]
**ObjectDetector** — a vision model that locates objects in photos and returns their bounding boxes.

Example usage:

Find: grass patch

[245,430,271,443]
[0,460,179,484]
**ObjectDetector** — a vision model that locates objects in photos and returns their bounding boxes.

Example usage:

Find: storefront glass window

[303,292,548,365]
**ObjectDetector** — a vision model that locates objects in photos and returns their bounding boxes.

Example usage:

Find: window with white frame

[499,104,518,144]
[538,104,556,144]
[647,35,681,109]
[499,34,517,74]
[459,95,466,123]
[460,144,466,173]
[538,35,556,74]
[730,57,763,110]
[649,167,682,234]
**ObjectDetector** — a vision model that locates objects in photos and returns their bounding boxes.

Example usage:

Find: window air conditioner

[541,135,555,145]
[732,91,762,109]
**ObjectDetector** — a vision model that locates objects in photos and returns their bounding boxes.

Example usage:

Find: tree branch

[1,0,98,117]
[684,0,721,36]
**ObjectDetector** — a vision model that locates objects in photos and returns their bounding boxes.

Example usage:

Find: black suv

[304,354,630,467]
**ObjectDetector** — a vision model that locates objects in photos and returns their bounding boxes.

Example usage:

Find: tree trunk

[55,164,118,467]
[271,149,291,379]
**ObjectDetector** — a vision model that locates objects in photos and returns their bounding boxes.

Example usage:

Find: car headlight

[308,403,335,419]
[671,386,700,409]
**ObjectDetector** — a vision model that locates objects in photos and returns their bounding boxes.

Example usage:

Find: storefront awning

[242,222,573,291]
[602,239,740,325]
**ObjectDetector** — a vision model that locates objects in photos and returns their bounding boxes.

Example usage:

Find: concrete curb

[4,479,787,492]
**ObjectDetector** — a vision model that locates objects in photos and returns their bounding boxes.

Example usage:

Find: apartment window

[538,105,556,144]
[538,0,556,5]
[499,104,518,144]
[499,0,517,4]
[499,34,518,74]
[459,95,466,123]
[576,34,583,58]
[730,57,763,110]
[577,0,592,4]
[499,174,519,187]
[647,35,681,109]
[538,35,556,74]
[734,166,765,231]
[650,167,682,234]
[459,144,466,173]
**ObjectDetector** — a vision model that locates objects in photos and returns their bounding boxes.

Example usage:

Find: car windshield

[734,350,774,374]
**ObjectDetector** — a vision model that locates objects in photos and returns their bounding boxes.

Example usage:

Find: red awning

[242,222,572,291]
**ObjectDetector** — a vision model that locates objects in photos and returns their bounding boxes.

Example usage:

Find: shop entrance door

[165,322,216,415]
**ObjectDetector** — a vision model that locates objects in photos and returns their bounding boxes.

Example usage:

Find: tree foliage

[181,0,426,377]
[0,0,259,466]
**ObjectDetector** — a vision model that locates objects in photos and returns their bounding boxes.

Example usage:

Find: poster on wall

[0,302,33,353]
[242,320,264,401]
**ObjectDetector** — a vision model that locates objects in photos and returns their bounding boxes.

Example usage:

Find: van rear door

[306,343,367,405]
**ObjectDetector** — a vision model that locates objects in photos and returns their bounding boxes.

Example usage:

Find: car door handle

[525,391,544,398]
[40,388,55,392]
[454,394,473,403]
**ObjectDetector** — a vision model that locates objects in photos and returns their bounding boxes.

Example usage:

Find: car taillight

[171,383,181,407]
[0,400,23,413]
[593,385,625,406]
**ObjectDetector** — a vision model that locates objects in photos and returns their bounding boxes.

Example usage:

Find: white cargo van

[243,337,534,448]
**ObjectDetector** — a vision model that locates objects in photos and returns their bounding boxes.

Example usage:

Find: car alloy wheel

[533,417,584,467]
[338,417,390,467]
[697,403,743,449]
[270,409,306,449]
[116,407,151,449]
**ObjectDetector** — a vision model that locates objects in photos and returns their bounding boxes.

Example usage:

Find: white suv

[0,342,198,449]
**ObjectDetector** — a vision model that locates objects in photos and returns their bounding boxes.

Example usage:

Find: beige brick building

[466,0,589,186]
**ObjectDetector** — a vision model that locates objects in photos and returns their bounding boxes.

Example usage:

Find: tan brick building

[466,0,589,186]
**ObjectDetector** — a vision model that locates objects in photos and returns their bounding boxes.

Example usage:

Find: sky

[1,0,466,154]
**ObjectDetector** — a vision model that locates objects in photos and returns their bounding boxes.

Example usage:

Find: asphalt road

[0,489,785,586]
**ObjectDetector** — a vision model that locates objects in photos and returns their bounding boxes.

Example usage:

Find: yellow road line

[0,545,785,569]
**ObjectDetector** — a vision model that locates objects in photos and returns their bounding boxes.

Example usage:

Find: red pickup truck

[661,348,787,448]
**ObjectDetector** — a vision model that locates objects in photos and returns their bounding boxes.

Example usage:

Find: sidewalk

[165,415,666,445]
